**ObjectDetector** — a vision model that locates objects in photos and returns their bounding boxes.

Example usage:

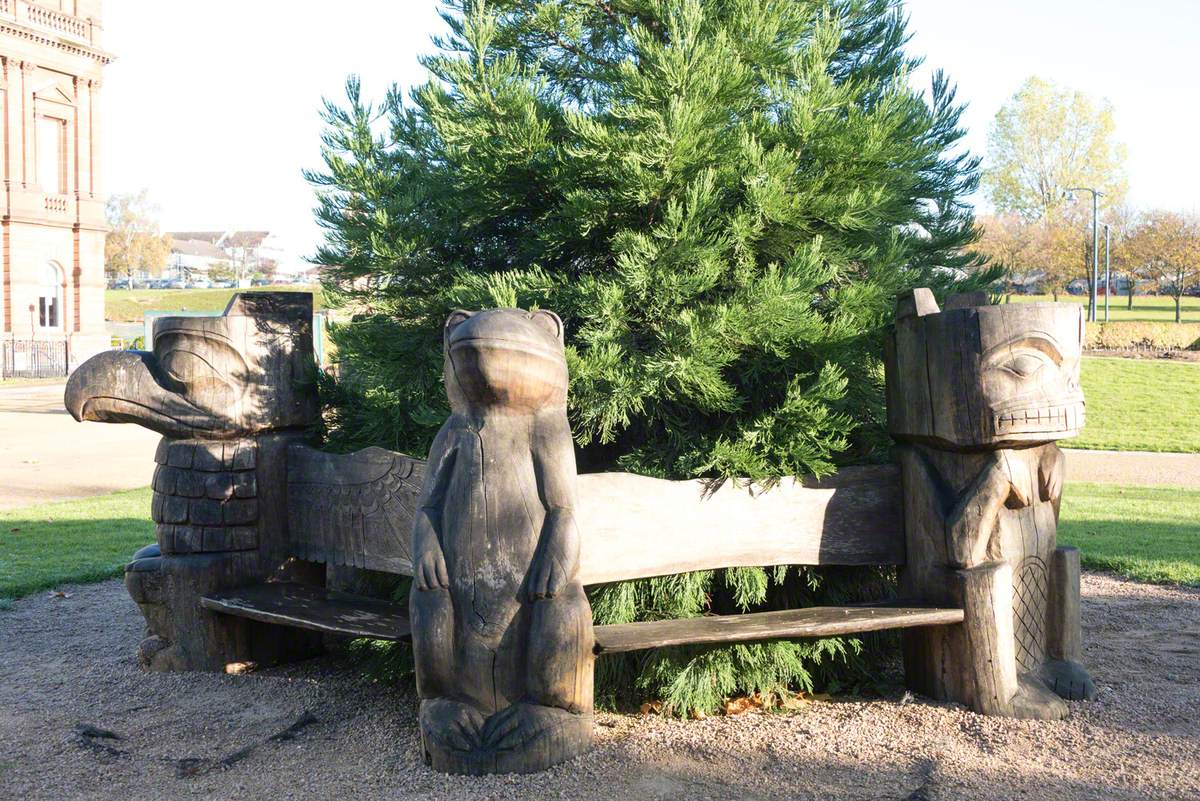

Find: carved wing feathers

[286,444,425,575]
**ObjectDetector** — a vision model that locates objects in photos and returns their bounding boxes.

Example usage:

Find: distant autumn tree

[975,213,1036,272]
[984,77,1126,221]
[1032,212,1089,299]
[1125,210,1200,323]
[105,190,171,288]
[973,212,1084,301]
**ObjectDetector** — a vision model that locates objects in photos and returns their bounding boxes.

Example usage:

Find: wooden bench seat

[591,605,964,654]
[202,583,962,656]
[201,583,411,641]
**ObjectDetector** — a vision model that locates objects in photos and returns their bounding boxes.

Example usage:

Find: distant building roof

[166,230,272,249]
[223,231,271,248]
[170,238,228,260]
[167,231,223,244]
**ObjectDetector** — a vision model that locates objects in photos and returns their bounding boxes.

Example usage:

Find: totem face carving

[64,293,320,671]
[65,292,317,439]
[887,289,1095,721]
[410,308,594,775]
[886,292,1085,449]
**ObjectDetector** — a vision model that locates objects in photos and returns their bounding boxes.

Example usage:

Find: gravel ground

[1,573,1197,801]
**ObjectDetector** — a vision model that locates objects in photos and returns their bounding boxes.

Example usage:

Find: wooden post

[1043,545,1096,700]
[410,308,595,775]
[66,293,322,671]
[886,289,1094,718]
[957,562,1018,715]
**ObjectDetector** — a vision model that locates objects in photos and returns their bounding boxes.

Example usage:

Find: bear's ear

[445,309,473,331]
[530,309,563,343]
[444,310,474,345]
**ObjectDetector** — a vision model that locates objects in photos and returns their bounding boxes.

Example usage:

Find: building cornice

[0,20,112,66]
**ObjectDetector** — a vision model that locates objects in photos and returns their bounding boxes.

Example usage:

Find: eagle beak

[65,349,215,438]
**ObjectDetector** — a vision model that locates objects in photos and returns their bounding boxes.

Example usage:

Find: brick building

[0,0,109,376]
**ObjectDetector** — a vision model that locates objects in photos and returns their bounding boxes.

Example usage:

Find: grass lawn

[1068,357,1200,453]
[105,285,325,323]
[1009,293,1200,323]
[0,488,153,601]
[1060,482,1200,586]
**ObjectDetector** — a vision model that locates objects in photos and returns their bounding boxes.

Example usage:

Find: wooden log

[957,562,1019,715]
[1040,545,1096,701]
[275,460,907,582]
[1047,546,1081,662]
[575,466,904,584]
[593,605,964,654]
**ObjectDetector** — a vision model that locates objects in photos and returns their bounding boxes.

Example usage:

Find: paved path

[0,382,159,510]
[1064,448,1200,489]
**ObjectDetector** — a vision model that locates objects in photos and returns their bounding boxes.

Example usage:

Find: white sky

[102,0,1199,269]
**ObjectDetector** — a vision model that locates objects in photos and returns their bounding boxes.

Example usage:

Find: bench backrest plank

[283,445,905,583]
[575,466,904,585]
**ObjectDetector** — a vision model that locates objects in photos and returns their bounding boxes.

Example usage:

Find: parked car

[162,278,185,289]
[187,278,213,289]
[250,278,272,286]
[211,279,235,289]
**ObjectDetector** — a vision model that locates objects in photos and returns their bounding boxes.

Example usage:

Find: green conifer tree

[309,0,993,714]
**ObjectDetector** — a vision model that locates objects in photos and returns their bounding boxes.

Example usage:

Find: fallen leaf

[49,590,71,599]
[778,693,810,710]
[689,708,707,720]
[225,661,257,675]
[639,701,662,716]
[724,693,766,715]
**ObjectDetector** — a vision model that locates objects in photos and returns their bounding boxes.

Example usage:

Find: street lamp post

[1103,223,1111,323]
[1067,187,1102,322]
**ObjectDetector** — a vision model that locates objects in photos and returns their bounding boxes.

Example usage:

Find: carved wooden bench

[65,290,1095,776]
[198,465,963,651]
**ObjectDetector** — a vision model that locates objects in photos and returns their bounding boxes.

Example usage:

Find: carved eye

[1001,351,1050,379]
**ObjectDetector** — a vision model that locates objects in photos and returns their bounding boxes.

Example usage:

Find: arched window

[38,263,62,329]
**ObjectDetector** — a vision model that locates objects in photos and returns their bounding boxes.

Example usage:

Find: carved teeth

[993,403,1083,435]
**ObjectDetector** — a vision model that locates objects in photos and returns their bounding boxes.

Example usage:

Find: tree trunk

[1176,294,1182,324]
[1127,280,1134,311]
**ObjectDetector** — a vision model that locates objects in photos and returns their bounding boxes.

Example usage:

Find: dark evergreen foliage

[308,0,994,713]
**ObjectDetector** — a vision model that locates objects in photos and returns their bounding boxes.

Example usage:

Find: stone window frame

[36,112,68,195]
[37,261,64,330]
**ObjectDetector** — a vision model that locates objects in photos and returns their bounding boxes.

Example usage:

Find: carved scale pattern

[1013,555,1048,673]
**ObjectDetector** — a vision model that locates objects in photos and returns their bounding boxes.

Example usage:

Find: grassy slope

[1059,482,1200,585]
[1009,293,1200,323]
[105,285,325,323]
[1068,357,1200,453]
[0,488,154,600]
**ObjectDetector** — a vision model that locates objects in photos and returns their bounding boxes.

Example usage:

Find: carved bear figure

[410,308,594,775]
[885,289,1096,719]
